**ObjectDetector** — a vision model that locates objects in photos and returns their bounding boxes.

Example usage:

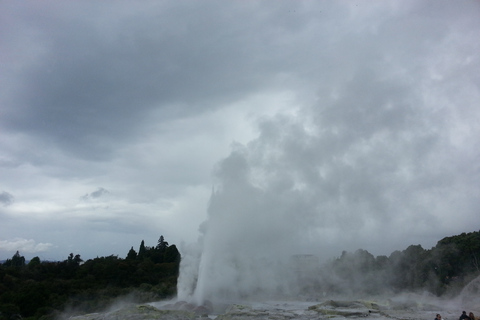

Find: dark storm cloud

[1,0,479,265]
[1,1,322,161]
[0,192,14,206]
[81,187,109,201]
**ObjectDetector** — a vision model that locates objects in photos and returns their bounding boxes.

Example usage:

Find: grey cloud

[0,191,14,206]
[1,1,322,161]
[0,158,22,168]
[177,1,480,302]
[90,187,109,199]
[81,187,109,201]
[1,0,479,272]
[0,238,53,253]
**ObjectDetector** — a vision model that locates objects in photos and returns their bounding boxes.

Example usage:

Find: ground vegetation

[0,236,180,320]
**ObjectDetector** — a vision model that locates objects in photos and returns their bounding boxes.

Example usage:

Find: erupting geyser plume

[177,59,480,306]
[177,150,314,304]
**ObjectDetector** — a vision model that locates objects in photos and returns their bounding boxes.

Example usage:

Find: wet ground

[69,296,479,320]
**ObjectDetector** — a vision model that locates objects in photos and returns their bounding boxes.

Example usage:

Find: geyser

[176,72,480,305]
[176,150,324,304]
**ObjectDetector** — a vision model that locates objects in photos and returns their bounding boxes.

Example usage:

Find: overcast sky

[1,1,479,263]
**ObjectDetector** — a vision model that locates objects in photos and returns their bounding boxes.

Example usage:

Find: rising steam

[177,61,480,305]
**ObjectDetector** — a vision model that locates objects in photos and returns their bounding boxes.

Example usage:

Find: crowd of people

[459,311,476,320]
[435,311,476,320]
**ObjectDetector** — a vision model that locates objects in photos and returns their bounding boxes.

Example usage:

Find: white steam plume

[176,5,480,303]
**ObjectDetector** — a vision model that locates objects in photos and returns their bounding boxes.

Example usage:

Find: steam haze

[178,63,480,301]
[173,1,480,303]
[1,0,479,297]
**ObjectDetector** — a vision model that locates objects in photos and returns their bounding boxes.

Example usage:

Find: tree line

[0,235,180,320]
[1,231,479,320]
[307,230,480,297]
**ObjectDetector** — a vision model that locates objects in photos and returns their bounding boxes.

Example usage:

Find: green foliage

[322,230,480,296]
[138,240,146,259]
[164,245,181,264]
[435,231,480,274]
[0,236,181,320]
[28,257,41,269]
[3,251,26,268]
[126,246,137,260]
[1,231,478,320]
[156,235,168,251]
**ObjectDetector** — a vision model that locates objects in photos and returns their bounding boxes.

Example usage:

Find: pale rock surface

[69,297,479,320]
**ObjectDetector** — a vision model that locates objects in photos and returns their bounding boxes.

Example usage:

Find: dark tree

[138,240,146,259]
[28,256,41,268]
[156,235,169,251]
[4,251,26,268]
[126,246,137,260]
[164,245,181,264]
[0,238,183,319]
[67,253,83,266]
